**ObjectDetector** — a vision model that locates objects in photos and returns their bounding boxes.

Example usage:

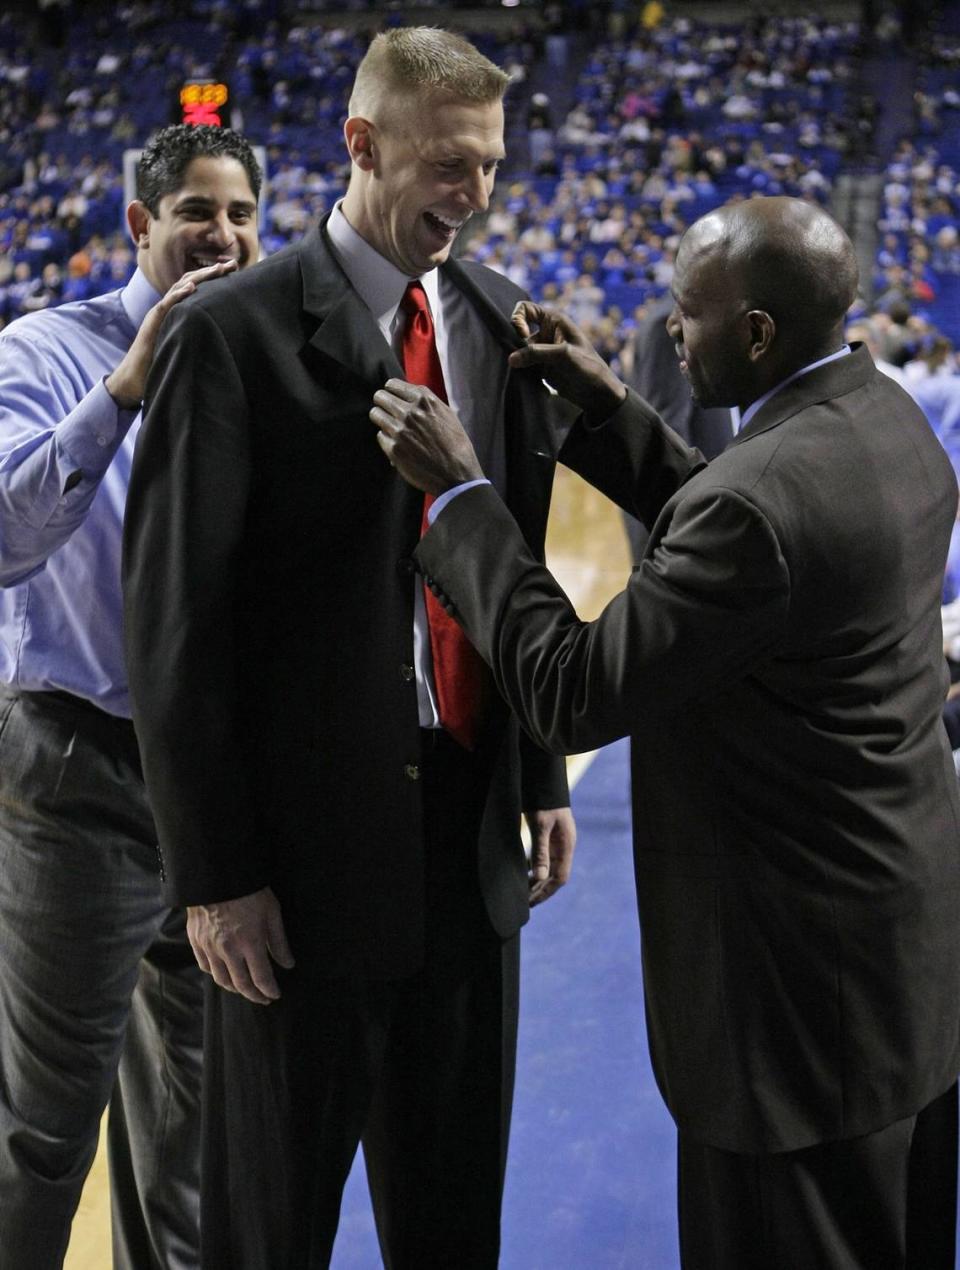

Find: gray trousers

[0,688,202,1269]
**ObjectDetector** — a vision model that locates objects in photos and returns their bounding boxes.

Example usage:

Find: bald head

[667,197,860,410]
[679,197,858,358]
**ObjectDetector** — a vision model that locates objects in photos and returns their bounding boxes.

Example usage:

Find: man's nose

[204,212,236,250]
[460,169,491,214]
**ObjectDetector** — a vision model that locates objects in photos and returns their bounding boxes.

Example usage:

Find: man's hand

[526,807,577,907]
[371,378,485,493]
[186,885,295,1005]
[105,259,239,410]
[509,301,628,422]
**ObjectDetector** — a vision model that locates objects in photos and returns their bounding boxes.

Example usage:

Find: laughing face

[344,90,505,277]
[131,154,259,295]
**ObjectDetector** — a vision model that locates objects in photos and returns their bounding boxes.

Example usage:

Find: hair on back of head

[136,124,262,215]
[349,27,509,121]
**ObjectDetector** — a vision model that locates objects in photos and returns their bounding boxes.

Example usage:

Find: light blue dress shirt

[0,268,158,717]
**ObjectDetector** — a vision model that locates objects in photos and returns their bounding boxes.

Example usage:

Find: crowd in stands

[459,12,864,373]
[0,1,958,458]
[870,33,960,351]
[861,15,960,564]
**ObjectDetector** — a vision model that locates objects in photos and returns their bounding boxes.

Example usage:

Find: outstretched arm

[372,301,702,528]
[413,479,787,757]
[371,303,628,494]
[0,260,237,584]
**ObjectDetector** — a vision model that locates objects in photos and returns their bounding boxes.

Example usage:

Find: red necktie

[399,280,484,750]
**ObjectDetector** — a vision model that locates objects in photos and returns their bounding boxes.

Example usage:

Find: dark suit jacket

[416,345,960,1153]
[122,221,568,979]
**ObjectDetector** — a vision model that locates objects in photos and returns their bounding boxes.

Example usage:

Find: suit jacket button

[400,663,415,682]
[404,763,421,781]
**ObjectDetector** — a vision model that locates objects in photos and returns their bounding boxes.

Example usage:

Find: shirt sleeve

[427,478,491,524]
[0,328,138,584]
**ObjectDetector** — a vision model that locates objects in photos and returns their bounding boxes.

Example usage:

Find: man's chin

[426,240,457,268]
[688,383,719,409]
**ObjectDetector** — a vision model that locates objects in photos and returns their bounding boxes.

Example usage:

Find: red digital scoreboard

[180,81,228,127]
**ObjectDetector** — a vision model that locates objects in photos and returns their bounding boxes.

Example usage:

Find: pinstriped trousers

[0,688,202,1269]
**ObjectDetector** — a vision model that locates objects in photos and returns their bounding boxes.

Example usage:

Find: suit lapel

[297,232,558,547]
[299,221,405,388]
[441,256,562,538]
[296,222,421,539]
[441,256,526,354]
[299,233,526,391]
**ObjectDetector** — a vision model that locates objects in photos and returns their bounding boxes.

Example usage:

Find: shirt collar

[121,267,162,332]
[736,344,852,433]
[326,201,441,325]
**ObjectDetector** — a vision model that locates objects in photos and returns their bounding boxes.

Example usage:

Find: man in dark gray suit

[373,195,960,1269]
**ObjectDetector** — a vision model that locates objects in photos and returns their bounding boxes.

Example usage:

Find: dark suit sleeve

[415,461,789,758]
[519,729,569,811]
[560,388,708,531]
[123,301,265,906]
[498,358,570,811]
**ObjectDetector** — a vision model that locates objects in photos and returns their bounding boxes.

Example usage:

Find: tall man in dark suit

[373,196,960,1269]
[122,28,575,1270]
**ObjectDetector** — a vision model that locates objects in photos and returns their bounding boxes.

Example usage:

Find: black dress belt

[1,685,141,767]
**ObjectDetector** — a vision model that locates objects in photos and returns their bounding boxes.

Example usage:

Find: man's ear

[126,200,153,250]
[746,309,775,361]
[344,116,377,171]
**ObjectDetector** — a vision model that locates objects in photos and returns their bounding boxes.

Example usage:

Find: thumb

[529,828,550,883]
[509,341,557,370]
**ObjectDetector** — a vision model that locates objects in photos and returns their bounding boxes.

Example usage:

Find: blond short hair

[349,27,509,121]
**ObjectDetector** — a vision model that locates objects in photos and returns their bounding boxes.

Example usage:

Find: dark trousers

[199,730,520,1270]
[0,689,202,1269]
[678,1082,959,1269]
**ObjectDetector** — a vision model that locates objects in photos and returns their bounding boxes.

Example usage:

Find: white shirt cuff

[427,478,491,525]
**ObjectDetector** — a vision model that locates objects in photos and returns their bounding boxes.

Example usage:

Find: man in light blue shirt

[0,124,260,1270]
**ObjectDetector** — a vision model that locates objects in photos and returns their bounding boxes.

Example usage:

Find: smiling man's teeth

[427,213,463,231]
